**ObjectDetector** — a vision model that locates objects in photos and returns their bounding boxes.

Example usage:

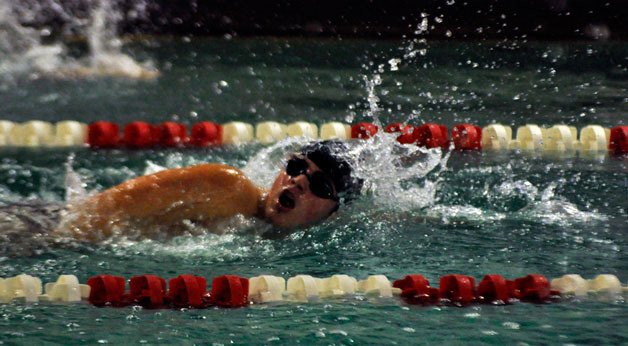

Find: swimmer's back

[59,163,264,241]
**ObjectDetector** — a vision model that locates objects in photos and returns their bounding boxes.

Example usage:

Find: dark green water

[0,38,627,345]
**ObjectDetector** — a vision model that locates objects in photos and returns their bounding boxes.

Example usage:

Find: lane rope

[0,120,625,155]
[1,272,625,308]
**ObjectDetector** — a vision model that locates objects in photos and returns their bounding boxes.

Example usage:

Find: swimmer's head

[264,140,363,229]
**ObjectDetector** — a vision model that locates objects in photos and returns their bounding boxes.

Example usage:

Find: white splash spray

[243,134,447,212]
[0,0,158,81]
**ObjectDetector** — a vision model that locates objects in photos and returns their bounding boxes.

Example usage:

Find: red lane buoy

[351,122,379,139]
[439,274,476,305]
[393,274,439,305]
[168,274,208,308]
[476,274,510,304]
[154,122,188,147]
[208,275,249,308]
[452,124,482,150]
[508,274,558,302]
[129,275,167,308]
[416,123,450,149]
[385,123,417,144]
[124,121,156,148]
[190,121,222,146]
[87,275,128,307]
[609,126,628,155]
[87,121,120,148]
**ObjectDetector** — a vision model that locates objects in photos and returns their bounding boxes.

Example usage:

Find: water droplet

[388,58,401,71]
[503,322,520,329]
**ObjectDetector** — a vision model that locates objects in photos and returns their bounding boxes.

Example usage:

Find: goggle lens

[286,157,337,200]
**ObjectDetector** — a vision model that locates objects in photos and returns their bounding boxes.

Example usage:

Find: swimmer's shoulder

[58,163,264,241]
[155,163,261,194]
[181,163,250,181]
[112,163,253,192]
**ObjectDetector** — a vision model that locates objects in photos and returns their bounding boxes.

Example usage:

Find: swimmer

[57,140,363,241]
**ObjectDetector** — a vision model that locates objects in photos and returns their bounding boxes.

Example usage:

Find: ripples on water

[1,133,626,345]
[0,140,621,268]
[0,11,627,341]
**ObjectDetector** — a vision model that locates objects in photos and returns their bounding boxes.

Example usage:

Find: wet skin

[58,164,263,241]
[264,157,339,229]
[58,160,339,241]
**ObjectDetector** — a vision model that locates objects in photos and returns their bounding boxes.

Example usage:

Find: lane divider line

[1,272,625,308]
[0,120,625,155]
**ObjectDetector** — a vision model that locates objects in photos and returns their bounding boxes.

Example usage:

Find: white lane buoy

[39,275,90,302]
[357,275,400,298]
[286,275,319,301]
[317,274,358,297]
[286,122,318,139]
[481,124,513,150]
[516,124,545,151]
[543,125,579,152]
[550,274,588,296]
[0,120,15,146]
[0,274,42,303]
[255,121,287,144]
[579,125,610,152]
[8,121,54,147]
[588,274,622,295]
[222,121,254,145]
[248,275,286,303]
[320,122,351,140]
[53,121,88,147]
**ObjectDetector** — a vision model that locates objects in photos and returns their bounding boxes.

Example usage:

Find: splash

[515,181,608,226]
[62,0,158,79]
[0,0,158,81]
[0,1,65,78]
[103,218,272,260]
[243,134,447,212]
[243,137,311,188]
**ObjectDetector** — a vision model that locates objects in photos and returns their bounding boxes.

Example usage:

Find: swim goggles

[285,156,339,201]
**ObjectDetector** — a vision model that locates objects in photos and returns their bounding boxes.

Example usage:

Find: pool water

[0,38,627,345]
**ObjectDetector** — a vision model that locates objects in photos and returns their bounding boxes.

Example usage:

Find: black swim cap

[299,140,363,202]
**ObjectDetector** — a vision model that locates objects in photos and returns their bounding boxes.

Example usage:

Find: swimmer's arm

[61,163,263,240]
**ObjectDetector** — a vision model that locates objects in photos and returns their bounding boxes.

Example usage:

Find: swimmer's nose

[289,174,308,195]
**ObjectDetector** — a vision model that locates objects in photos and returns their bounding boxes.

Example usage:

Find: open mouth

[278,190,296,210]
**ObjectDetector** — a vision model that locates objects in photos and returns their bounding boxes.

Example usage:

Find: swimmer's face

[264,156,339,229]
